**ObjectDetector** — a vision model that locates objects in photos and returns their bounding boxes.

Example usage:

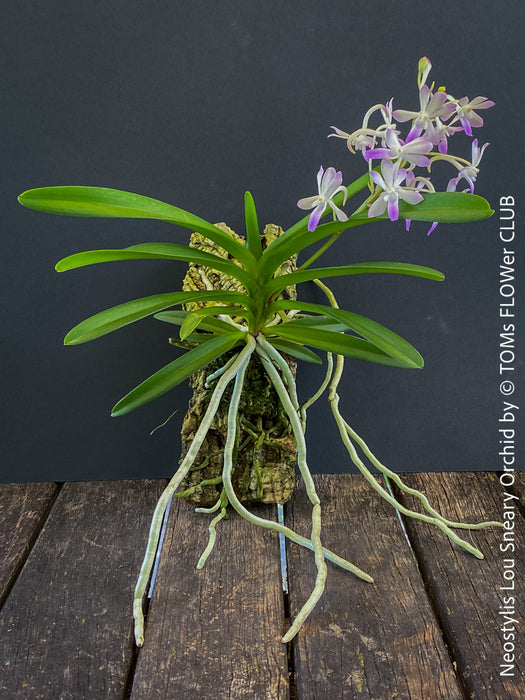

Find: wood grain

[285,474,463,700]
[130,497,289,700]
[0,479,165,700]
[0,482,58,607]
[399,472,525,700]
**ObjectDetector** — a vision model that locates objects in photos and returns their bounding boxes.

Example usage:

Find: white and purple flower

[453,96,495,137]
[369,160,424,222]
[297,166,348,232]
[365,129,432,168]
[447,139,489,193]
[393,85,456,140]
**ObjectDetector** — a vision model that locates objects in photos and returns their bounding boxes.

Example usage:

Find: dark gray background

[2,0,523,482]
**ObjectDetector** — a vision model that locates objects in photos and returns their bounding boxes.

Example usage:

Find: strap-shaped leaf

[266,325,411,368]
[244,191,263,259]
[56,243,254,291]
[64,290,251,345]
[383,191,493,224]
[287,315,348,333]
[259,217,376,281]
[154,310,235,334]
[267,338,322,364]
[260,191,493,281]
[269,300,423,368]
[264,261,444,297]
[179,305,252,340]
[19,186,258,274]
[111,332,245,416]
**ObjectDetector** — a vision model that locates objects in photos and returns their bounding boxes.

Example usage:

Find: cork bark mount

[177,223,297,507]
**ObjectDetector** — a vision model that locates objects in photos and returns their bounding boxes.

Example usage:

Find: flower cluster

[298,58,493,234]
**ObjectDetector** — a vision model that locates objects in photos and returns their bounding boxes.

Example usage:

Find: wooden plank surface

[400,472,525,700]
[285,474,463,700]
[131,497,289,700]
[0,483,58,607]
[0,479,166,700]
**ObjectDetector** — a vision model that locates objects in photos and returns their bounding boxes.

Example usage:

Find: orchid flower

[369,159,424,222]
[297,166,348,231]
[328,125,375,157]
[452,96,495,137]
[393,85,456,140]
[447,139,489,193]
[425,117,463,154]
[365,129,432,167]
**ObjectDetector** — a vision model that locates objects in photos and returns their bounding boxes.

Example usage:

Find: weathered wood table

[0,473,523,699]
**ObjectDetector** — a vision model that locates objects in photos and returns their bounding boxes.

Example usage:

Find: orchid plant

[19,58,501,647]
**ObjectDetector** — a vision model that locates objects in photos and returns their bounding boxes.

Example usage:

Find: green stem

[298,233,340,271]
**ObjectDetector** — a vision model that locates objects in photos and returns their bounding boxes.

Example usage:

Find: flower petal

[368,196,387,218]
[308,203,325,232]
[316,166,325,191]
[297,195,320,210]
[328,200,348,222]
[387,198,399,222]
[398,189,424,206]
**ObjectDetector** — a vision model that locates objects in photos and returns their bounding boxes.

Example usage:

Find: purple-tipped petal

[322,167,343,197]
[365,148,390,162]
[407,123,423,141]
[308,204,325,232]
[316,166,325,191]
[392,109,417,122]
[460,118,473,137]
[370,170,387,190]
[427,221,438,236]
[387,198,399,222]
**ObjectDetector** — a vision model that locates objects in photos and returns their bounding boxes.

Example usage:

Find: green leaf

[266,325,411,368]
[287,315,348,333]
[154,310,235,334]
[264,261,444,297]
[19,186,258,274]
[179,305,252,340]
[64,290,251,345]
[352,191,494,224]
[269,300,423,368]
[259,217,376,281]
[259,191,493,282]
[244,191,263,259]
[111,332,245,416]
[56,242,254,291]
[266,338,322,364]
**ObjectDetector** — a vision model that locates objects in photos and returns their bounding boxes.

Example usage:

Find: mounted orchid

[18,58,500,648]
